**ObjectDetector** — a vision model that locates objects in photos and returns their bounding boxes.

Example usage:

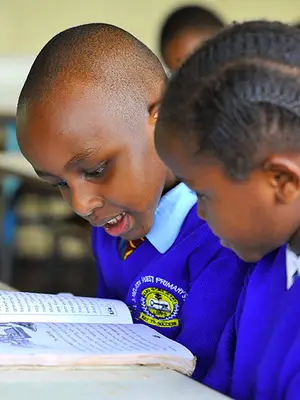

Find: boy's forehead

[17,81,149,173]
[20,81,141,144]
[18,107,97,172]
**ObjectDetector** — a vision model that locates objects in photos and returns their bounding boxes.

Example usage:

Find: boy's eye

[53,180,68,188]
[85,162,108,179]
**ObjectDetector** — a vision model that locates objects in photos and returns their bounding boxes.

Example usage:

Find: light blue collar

[146,183,197,253]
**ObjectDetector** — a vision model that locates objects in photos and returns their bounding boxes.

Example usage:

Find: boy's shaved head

[17,23,175,241]
[18,23,165,117]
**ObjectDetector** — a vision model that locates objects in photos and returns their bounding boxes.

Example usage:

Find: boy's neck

[162,172,178,196]
[162,180,179,196]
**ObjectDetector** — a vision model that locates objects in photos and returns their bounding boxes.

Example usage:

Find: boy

[155,20,300,399]
[16,23,249,380]
[159,5,224,72]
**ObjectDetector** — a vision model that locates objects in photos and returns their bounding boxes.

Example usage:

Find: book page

[0,291,132,324]
[0,322,194,375]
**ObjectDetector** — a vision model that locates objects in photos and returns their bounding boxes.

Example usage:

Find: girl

[155,20,300,399]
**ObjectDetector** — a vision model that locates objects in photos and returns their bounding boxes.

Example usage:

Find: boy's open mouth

[104,212,126,226]
[103,212,131,236]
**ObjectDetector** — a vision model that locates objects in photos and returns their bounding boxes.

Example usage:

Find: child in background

[16,23,249,381]
[159,5,225,72]
[155,20,300,399]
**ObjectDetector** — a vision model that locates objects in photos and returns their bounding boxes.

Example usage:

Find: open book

[0,291,195,375]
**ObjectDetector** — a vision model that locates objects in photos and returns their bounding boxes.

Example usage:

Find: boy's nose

[71,190,104,217]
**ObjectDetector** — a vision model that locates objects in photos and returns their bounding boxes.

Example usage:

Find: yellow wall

[1,0,300,55]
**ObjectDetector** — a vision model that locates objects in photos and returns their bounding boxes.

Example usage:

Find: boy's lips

[103,212,131,237]
[88,211,126,227]
[87,212,132,236]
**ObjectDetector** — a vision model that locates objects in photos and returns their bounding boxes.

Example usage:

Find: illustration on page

[0,322,46,348]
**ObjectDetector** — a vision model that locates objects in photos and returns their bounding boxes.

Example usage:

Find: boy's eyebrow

[33,148,98,179]
[64,148,96,170]
[34,169,57,179]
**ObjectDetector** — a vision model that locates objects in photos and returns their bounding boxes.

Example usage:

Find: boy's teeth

[107,212,125,225]
[107,218,117,225]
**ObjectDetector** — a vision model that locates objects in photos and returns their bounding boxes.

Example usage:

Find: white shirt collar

[286,246,300,289]
[146,183,197,253]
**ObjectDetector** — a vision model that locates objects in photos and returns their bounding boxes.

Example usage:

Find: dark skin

[17,78,176,241]
[155,131,300,262]
[163,28,219,71]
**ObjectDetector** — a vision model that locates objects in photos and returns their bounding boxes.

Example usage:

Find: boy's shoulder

[92,182,200,252]
[92,182,244,273]
[92,197,237,263]
[91,201,204,256]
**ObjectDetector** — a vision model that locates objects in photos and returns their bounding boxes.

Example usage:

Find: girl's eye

[85,162,108,178]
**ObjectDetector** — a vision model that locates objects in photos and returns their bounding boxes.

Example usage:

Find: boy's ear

[264,155,300,204]
[148,102,160,126]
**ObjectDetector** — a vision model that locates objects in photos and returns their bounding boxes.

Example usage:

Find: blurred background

[0,0,299,296]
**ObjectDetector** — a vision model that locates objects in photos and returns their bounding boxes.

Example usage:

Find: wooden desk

[0,367,230,399]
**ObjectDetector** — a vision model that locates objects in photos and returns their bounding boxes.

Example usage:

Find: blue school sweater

[92,183,249,380]
[204,244,300,399]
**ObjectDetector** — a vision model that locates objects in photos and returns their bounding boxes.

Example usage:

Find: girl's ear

[264,155,300,204]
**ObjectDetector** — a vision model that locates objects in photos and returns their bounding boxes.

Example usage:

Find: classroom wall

[1,0,300,56]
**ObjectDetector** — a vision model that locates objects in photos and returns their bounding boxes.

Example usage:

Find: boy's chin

[234,246,269,263]
[118,223,152,241]
[221,239,267,263]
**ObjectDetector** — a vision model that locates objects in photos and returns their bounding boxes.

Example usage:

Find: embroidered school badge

[130,275,187,328]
